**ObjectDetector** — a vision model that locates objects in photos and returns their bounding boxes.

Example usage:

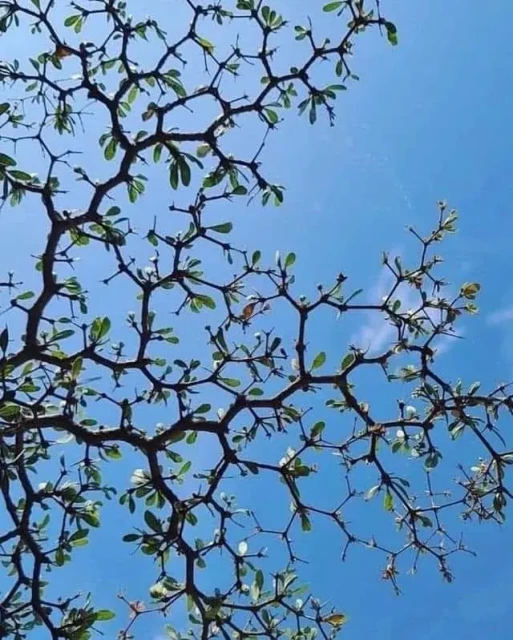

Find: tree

[0,0,510,638]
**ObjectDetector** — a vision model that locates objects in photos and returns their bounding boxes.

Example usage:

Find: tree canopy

[0,1,511,639]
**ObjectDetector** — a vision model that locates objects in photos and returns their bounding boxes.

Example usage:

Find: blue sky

[2,1,513,638]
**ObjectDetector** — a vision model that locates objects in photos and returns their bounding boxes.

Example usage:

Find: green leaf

[179,158,191,186]
[244,461,259,475]
[385,21,398,46]
[90,316,111,342]
[169,162,179,190]
[310,421,325,439]
[144,510,161,533]
[196,294,216,310]
[392,440,403,454]
[323,1,343,11]
[196,36,214,53]
[220,378,241,388]
[285,252,296,268]
[153,144,163,163]
[425,452,439,470]
[418,514,433,528]
[123,533,140,542]
[255,569,264,589]
[196,403,211,414]
[52,329,75,342]
[300,512,312,531]
[64,14,80,27]
[250,569,264,600]
[210,222,233,234]
[127,85,138,104]
[383,490,394,512]
[95,610,115,621]
[82,512,100,527]
[69,528,89,546]
[341,353,355,370]
[264,108,279,125]
[203,171,223,189]
[0,153,16,167]
[468,381,481,395]
[250,580,260,602]
[105,446,122,460]
[248,387,264,396]
[311,352,326,370]
[0,404,20,419]
[9,170,32,181]
[104,139,117,161]
[309,103,317,124]
[186,431,198,445]
[0,327,8,352]
[71,358,83,380]
[55,547,65,566]
[196,144,211,158]
[179,460,192,476]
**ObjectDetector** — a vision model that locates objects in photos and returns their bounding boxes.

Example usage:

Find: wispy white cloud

[487,306,513,325]
[350,264,416,354]
[434,328,466,355]
[355,317,396,354]
[350,262,462,357]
